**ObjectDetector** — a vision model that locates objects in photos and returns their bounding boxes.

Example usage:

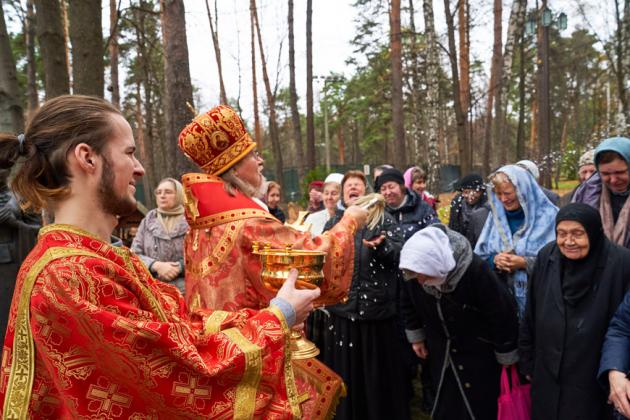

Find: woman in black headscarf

[448,174,488,247]
[519,203,630,420]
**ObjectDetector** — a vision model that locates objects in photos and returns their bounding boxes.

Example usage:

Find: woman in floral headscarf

[474,165,558,318]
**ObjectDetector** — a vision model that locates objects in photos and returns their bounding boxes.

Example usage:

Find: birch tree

[288,0,304,178]
[423,0,441,192]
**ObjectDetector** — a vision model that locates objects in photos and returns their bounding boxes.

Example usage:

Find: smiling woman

[519,203,630,420]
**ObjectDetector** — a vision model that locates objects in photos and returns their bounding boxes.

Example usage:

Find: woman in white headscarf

[399,224,519,420]
[131,178,189,293]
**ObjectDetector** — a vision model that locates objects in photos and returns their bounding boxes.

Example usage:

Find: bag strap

[500,365,511,394]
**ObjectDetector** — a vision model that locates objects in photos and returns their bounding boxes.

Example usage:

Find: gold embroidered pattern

[2,241,169,419]
[171,372,212,409]
[203,311,230,335]
[199,220,245,277]
[222,328,262,420]
[189,209,275,230]
[266,306,301,419]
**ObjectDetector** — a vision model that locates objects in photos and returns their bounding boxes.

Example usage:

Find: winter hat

[374,168,405,191]
[578,149,595,168]
[308,180,325,192]
[516,160,540,181]
[457,173,484,190]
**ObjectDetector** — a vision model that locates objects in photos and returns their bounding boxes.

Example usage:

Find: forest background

[0,0,628,206]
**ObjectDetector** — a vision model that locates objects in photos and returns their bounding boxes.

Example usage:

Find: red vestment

[1,224,301,419]
[182,174,357,419]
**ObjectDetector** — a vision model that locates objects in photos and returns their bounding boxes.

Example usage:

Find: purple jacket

[131,209,189,292]
[573,172,630,248]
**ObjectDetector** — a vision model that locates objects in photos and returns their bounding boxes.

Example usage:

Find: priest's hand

[411,341,428,359]
[344,205,368,228]
[277,269,321,325]
[608,370,630,418]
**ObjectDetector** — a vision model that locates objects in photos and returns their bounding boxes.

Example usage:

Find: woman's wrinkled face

[266,186,281,209]
[323,184,340,211]
[494,180,521,211]
[155,180,177,211]
[556,220,590,260]
[343,177,366,205]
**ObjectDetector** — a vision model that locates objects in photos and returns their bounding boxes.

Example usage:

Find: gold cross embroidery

[34,312,71,345]
[172,374,212,407]
[30,382,60,411]
[87,382,132,412]
[112,318,161,349]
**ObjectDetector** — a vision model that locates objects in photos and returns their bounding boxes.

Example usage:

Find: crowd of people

[1,94,630,420]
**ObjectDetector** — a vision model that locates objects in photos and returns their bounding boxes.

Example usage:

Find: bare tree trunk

[252,0,283,183]
[390,0,406,169]
[135,83,154,208]
[68,0,104,97]
[443,0,471,175]
[0,2,24,132]
[482,0,502,174]
[423,0,441,193]
[288,0,304,179]
[337,125,346,164]
[613,0,629,128]
[25,0,38,113]
[408,0,424,161]
[34,0,69,98]
[458,0,470,146]
[305,0,316,170]
[109,0,120,108]
[516,29,527,160]
[249,0,262,148]
[495,0,526,163]
[529,98,537,155]
[160,0,197,176]
[205,0,227,104]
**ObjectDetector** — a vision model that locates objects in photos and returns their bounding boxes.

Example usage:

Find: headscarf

[449,174,487,235]
[156,178,185,233]
[403,167,417,189]
[556,203,606,306]
[474,165,558,314]
[400,225,473,295]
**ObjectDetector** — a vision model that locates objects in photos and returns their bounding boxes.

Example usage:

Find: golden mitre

[178,104,257,176]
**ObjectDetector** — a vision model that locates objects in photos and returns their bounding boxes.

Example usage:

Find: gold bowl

[253,242,327,359]
[253,242,326,292]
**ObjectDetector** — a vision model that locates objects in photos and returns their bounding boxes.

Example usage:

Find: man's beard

[98,155,137,217]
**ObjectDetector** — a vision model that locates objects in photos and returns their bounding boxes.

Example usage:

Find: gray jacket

[131,209,189,293]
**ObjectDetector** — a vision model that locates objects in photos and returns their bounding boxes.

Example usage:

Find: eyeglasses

[251,150,262,160]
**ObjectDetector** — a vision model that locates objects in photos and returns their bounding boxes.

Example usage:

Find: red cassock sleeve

[1,245,301,419]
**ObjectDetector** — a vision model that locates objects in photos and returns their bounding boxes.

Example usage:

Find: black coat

[400,255,519,420]
[324,208,404,321]
[0,191,40,349]
[386,190,439,241]
[519,240,630,420]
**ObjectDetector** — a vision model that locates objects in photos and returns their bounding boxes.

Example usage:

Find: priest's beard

[97,155,137,217]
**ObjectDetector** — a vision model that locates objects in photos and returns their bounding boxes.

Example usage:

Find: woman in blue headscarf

[474,165,558,318]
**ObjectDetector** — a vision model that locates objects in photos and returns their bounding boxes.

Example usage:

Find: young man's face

[598,158,629,193]
[98,114,145,217]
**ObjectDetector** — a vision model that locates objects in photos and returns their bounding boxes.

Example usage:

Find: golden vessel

[252,242,326,359]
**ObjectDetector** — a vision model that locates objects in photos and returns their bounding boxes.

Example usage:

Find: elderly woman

[399,224,519,420]
[520,203,630,420]
[131,177,189,293]
[317,170,410,420]
[305,173,342,235]
[474,165,558,318]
